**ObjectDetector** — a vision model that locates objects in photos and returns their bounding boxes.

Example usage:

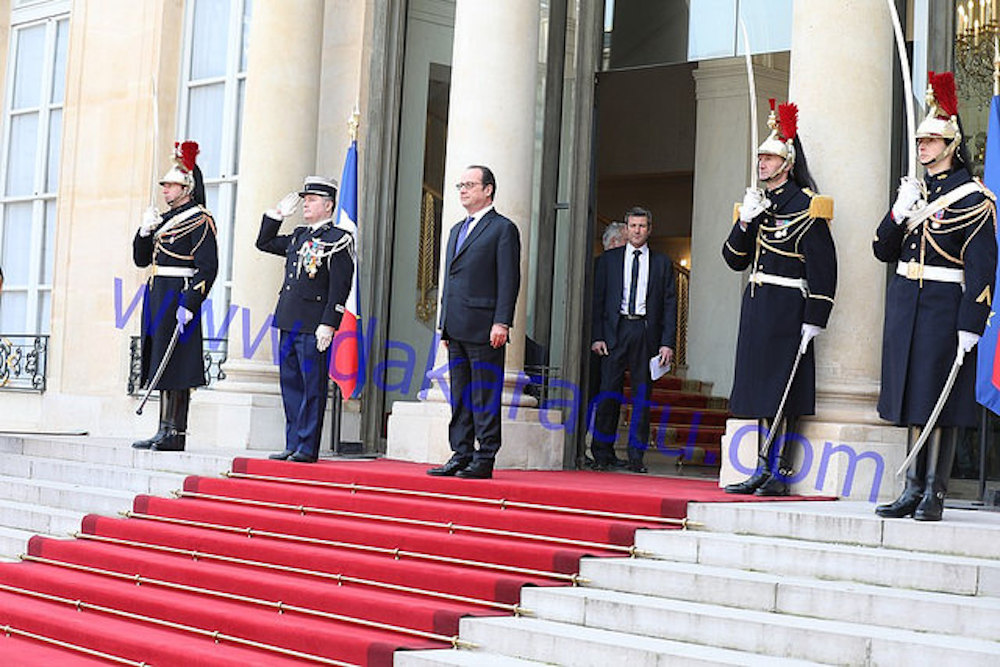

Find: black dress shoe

[875,490,922,518]
[590,462,610,471]
[150,431,185,452]
[269,450,295,460]
[754,474,789,496]
[456,460,494,479]
[913,490,945,522]
[427,456,472,477]
[626,463,648,474]
[289,452,318,463]
[611,459,628,469]
[724,470,770,495]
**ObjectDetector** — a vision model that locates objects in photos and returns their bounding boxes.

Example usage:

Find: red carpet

[0,458,824,665]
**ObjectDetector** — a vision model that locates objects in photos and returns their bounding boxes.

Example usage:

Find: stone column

[720,1,905,501]
[386,0,564,468]
[191,0,326,449]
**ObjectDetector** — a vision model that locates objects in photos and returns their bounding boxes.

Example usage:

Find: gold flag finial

[348,105,360,142]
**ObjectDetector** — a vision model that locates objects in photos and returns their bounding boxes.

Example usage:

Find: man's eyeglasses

[455,181,482,191]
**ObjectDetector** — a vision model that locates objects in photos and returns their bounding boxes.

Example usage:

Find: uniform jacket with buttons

[256,214,354,334]
[873,165,997,427]
[723,180,837,419]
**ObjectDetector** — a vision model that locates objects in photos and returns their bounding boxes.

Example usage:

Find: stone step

[577,556,1000,642]
[0,455,188,497]
[0,498,84,539]
[688,500,1000,560]
[0,474,135,516]
[0,526,39,561]
[456,616,825,667]
[635,529,1000,597]
[519,586,1000,666]
[396,650,548,666]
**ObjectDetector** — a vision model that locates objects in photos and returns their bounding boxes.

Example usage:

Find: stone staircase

[0,434,267,560]
[398,500,1000,666]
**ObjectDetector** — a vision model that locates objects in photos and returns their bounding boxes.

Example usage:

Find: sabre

[895,345,966,476]
[136,322,181,415]
[739,17,758,189]
[886,0,916,179]
[759,331,810,458]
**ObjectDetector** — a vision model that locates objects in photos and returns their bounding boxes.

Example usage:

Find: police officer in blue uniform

[132,141,218,451]
[257,176,354,463]
[723,100,837,496]
[874,71,997,522]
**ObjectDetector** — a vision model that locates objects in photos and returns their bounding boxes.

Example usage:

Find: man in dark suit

[256,176,354,463]
[591,207,677,473]
[428,165,521,480]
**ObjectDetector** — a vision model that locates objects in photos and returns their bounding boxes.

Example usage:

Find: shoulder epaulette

[732,202,741,224]
[973,177,996,202]
[808,194,834,221]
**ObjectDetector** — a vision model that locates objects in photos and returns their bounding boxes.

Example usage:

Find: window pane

[739,0,793,56]
[12,24,44,109]
[191,0,231,79]
[40,199,56,284]
[51,18,69,105]
[240,0,253,71]
[0,290,28,333]
[688,0,736,61]
[6,112,40,196]
[2,202,33,284]
[46,108,61,191]
[36,289,50,333]
[186,84,225,178]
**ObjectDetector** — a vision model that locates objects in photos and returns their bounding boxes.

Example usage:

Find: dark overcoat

[723,182,837,419]
[873,166,997,427]
[133,200,218,389]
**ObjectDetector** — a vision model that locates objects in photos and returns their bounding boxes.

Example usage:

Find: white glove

[891,176,924,224]
[316,324,335,352]
[267,192,300,220]
[176,306,194,334]
[139,206,160,237]
[800,323,822,353]
[739,187,770,223]
[958,330,980,353]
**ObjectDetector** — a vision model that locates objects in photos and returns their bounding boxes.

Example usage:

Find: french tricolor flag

[329,138,365,399]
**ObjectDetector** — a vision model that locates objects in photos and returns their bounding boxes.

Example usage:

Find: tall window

[0,1,70,334]
[179,0,252,329]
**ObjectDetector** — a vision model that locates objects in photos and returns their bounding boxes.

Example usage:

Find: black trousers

[447,338,505,463]
[593,318,652,465]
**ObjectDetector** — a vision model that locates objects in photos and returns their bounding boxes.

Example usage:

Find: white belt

[151,266,195,278]
[750,271,808,294]
[896,260,964,285]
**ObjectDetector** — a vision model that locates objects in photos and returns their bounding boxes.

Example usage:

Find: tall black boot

[756,417,797,497]
[152,389,188,451]
[132,391,169,449]
[876,426,927,518]
[914,428,957,522]
[725,419,772,494]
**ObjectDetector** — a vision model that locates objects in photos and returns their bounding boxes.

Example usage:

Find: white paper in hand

[649,355,670,381]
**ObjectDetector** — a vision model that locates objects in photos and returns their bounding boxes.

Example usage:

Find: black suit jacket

[256,214,354,334]
[439,208,521,343]
[591,245,677,355]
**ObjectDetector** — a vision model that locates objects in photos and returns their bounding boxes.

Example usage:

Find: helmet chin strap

[760,161,792,186]
[919,137,958,171]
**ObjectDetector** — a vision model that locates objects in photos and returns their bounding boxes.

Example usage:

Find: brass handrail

[20,554,474,649]
[0,624,148,666]
[176,490,652,557]
[222,471,698,528]
[119,511,589,584]
[73,532,527,615]
[0,582,357,666]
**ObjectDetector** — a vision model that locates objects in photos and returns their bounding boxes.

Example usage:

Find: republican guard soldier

[257,176,354,463]
[874,71,997,522]
[132,141,218,451]
[723,100,837,496]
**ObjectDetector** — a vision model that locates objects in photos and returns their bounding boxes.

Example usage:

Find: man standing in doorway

[591,207,677,473]
[257,176,354,463]
[428,165,521,480]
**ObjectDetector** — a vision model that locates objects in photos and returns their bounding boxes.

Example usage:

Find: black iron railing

[0,335,49,392]
[128,336,228,395]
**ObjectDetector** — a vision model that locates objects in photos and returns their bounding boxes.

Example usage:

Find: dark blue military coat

[133,200,218,389]
[255,214,353,334]
[873,166,997,427]
[723,182,837,419]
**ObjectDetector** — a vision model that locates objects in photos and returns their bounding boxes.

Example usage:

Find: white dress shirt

[620,243,649,316]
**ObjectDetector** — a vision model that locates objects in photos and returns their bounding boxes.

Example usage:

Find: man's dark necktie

[455,216,473,251]
[628,249,641,315]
